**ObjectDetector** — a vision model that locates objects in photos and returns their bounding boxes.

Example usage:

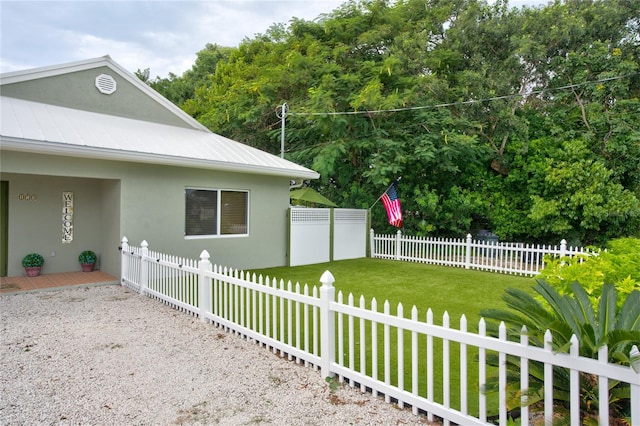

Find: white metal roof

[0,55,319,179]
[0,95,319,179]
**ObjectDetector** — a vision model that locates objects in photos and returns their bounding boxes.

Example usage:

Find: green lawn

[251,257,534,329]
[250,258,535,417]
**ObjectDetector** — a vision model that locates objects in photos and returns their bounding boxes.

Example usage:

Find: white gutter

[0,137,320,180]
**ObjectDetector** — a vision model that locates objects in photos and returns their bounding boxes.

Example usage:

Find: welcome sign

[62,191,73,243]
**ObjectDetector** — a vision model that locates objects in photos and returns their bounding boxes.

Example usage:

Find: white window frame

[185,187,249,239]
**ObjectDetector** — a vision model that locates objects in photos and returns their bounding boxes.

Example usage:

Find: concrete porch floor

[0,270,119,295]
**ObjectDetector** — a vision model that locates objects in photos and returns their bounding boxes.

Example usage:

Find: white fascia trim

[0,137,320,180]
[0,57,110,82]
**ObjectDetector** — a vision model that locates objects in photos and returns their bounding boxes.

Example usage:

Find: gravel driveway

[1,284,430,425]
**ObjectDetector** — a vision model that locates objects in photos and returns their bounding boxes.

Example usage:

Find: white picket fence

[370,230,591,276]
[120,237,640,426]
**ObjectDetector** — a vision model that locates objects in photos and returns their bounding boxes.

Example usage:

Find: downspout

[289,178,304,190]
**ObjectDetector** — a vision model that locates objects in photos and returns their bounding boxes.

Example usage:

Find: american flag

[381,181,403,228]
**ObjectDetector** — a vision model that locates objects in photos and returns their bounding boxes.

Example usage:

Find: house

[0,55,319,278]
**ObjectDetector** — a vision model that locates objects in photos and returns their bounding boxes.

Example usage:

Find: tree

[151,43,232,108]
[150,0,640,241]
[489,137,640,245]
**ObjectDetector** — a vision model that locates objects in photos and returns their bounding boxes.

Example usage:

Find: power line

[287,73,638,117]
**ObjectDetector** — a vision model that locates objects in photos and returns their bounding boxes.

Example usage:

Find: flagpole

[368,182,394,210]
[368,177,401,211]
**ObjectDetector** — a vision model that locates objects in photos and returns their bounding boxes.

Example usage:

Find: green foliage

[22,253,44,268]
[78,250,97,265]
[151,0,640,242]
[538,237,640,307]
[481,280,640,421]
[149,44,233,109]
[325,376,340,393]
[488,136,640,245]
[526,141,640,245]
[483,280,640,360]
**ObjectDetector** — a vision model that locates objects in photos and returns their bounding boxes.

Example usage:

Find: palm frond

[502,286,555,327]
[616,290,640,331]
[598,284,617,345]
[571,281,597,330]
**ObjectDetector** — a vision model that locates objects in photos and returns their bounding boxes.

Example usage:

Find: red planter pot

[81,263,95,272]
[25,266,42,277]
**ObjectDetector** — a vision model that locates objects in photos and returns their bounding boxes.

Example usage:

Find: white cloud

[1,1,346,77]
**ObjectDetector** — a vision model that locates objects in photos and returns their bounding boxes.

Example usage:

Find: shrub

[22,253,44,267]
[78,250,97,264]
[537,237,640,307]
[481,280,640,423]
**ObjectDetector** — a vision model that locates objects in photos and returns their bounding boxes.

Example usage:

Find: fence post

[395,230,402,261]
[630,345,640,425]
[370,228,375,258]
[198,250,212,323]
[319,270,336,379]
[465,233,472,269]
[120,236,128,286]
[598,345,609,423]
[560,239,567,257]
[139,240,149,295]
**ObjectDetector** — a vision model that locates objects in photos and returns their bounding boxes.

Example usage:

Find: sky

[1,0,547,79]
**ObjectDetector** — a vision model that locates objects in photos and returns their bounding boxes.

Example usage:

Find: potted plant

[78,250,97,272]
[22,253,44,277]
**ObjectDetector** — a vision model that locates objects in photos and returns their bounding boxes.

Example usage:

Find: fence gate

[288,207,368,266]
[333,209,368,261]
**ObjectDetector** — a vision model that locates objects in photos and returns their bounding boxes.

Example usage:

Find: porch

[0,270,118,295]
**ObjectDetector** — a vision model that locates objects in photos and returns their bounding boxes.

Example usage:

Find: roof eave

[0,137,320,180]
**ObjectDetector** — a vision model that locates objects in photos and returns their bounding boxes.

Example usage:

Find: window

[185,188,248,237]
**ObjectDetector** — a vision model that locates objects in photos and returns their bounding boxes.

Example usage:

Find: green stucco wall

[0,172,117,276]
[1,151,290,277]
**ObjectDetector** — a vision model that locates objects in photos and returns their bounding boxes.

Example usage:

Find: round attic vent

[95,74,117,95]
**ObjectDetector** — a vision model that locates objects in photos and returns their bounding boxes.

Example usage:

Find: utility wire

[287,73,638,117]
